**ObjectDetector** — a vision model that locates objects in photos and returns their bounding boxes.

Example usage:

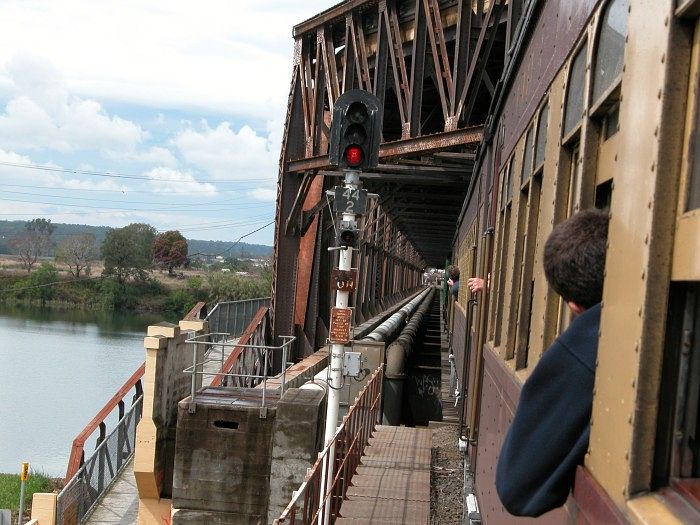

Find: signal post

[320,90,382,525]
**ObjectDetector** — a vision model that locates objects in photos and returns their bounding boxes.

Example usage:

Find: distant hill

[0,220,273,258]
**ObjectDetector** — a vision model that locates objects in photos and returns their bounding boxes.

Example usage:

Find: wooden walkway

[336,425,431,524]
[84,459,138,525]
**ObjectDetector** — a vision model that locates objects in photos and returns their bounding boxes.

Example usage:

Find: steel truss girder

[271,0,511,349]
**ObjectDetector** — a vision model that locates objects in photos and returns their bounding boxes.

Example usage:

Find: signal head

[328,90,383,171]
[344,146,363,167]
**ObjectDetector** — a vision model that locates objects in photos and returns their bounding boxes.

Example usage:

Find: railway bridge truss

[272,0,518,358]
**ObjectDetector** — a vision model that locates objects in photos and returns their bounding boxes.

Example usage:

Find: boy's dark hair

[543,209,609,308]
[447,265,460,281]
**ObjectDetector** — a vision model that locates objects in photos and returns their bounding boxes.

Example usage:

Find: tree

[9,218,55,273]
[26,262,59,306]
[101,223,157,282]
[154,230,188,275]
[55,233,97,278]
[25,218,56,236]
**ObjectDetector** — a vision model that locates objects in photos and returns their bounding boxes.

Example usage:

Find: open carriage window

[563,42,588,139]
[592,0,628,107]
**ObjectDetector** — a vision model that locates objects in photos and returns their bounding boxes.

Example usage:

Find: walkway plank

[337,425,431,525]
[84,459,138,525]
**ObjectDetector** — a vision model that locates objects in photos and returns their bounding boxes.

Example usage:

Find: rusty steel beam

[455,0,505,122]
[288,125,483,172]
[293,0,373,38]
[320,170,465,184]
[409,0,428,137]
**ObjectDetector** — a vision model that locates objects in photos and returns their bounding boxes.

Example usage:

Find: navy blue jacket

[495,303,601,517]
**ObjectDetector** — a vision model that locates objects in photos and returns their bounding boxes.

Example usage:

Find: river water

[0,304,173,477]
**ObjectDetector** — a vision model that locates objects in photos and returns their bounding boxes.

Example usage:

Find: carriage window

[534,103,549,169]
[521,126,535,184]
[592,0,629,105]
[654,283,700,506]
[506,155,515,203]
[688,70,700,210]
[494,160,514,345]
[563,42,588,137]
[603,103,620,139]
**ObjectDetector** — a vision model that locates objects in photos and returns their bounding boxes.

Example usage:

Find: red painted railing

[65,364,144,481]
[183,301,207,321]
[211,306,270,387]
[273,363,384,524]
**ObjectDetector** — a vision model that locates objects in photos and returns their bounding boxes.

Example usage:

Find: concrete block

[173,394,276,516]
[172,508,265,525]
[30,493,57,525]
[134,418,162,499]
[179,320,208,333]
[144,335,168,350]
[148,322,181,338]
[267,387,326,524]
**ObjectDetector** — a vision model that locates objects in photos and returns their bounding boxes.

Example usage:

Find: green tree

[154,230,188,275]
[26,262,59,306]
[55,233,97,278]
[25,218,56,236]
[101,223,157,283]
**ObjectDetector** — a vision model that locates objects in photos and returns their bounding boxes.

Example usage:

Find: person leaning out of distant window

[446,265,460,299]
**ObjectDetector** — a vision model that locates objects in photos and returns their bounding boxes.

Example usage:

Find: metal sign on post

[329,307,352,344]
[18,462,28,525]
[331,269,357,292]
[333,186,368,215]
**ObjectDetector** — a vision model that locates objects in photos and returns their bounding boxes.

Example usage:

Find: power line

[0,274,105,294]
[0,196,273,214]
[1,189,273,209]
[1,182,266,193]
[188,220,275,258]
[0,160,276,184]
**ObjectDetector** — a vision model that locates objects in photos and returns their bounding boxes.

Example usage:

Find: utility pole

[319,89,382,525]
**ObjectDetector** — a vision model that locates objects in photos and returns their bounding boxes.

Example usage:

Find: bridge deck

[84,459,138,525]
[336,425,431,524]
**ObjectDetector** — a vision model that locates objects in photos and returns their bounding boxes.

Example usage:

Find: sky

[0,0,332,246]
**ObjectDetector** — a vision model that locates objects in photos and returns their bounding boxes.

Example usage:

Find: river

[0,304,175,477]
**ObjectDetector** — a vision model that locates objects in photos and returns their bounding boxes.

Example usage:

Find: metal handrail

[273,364,384,524]
[184,332,296,407]
[204,297,270,319]
[65,364,144,481]
[204,297,270,335]
[57,396,143,525]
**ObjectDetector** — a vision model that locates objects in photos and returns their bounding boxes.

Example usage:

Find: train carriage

[451,0,700,522]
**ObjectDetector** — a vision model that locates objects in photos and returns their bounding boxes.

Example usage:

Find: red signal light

[345,146,363,167]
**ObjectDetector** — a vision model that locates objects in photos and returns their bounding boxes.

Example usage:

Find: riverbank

[0,471,59,521]
[0,259,271,316]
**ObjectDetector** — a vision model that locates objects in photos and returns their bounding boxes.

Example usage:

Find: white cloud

[247,187,277,202]
[111,146,178,166]
[0,148,129,193]
[0,57,147,154]
[146,166,217,195]
[0,1,331,120]
[173,121,278,181]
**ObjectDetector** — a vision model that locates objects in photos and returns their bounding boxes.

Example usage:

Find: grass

[0,471,53,516]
